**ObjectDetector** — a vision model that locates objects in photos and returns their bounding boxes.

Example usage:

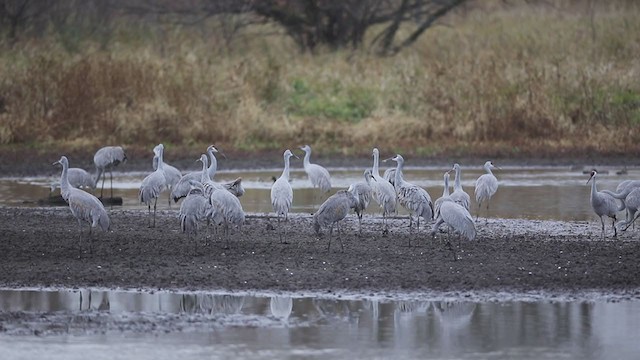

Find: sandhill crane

[153,145,182,207]
[270,149,298,243]
[434,171,451,221]
[224,177,245,197]
[171,145,222,202]
[371,148,397,233]
[94,146,127,199]
[50,167,98,194]
[430,197,476,242]
[349,169,375,235]
[208,187,245,249]
[587,170,624,239]
[603,184,640,231]
[389,154,433,237]
[474,160,499,220]
[139,145,167,228]
[53,156,110,253]
[610,180,640,228]
[313,189,359,252]
[179,180,214,253]
[449,163,470,210]
[300,145,331,196]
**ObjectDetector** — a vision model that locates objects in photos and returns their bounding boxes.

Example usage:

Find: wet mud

[1,206,639,294]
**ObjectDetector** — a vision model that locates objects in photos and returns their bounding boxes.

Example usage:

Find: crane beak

[52,160,60,166]
[292,153,300,159]
[216,147,227,159]
[587,175,593,184]
[382,157,393,163]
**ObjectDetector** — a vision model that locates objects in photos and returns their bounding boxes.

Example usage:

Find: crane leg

[600,216,605,240]
[147,204,152,228]
[612,217,617,238]
[327,225,333,252]
[110,170,114,199]
[100,172,106,198]
[153,197,158,228]
[476,203,481,222]
[77,218,83,254]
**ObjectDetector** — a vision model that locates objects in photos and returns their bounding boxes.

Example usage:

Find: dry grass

[0,1,639,158]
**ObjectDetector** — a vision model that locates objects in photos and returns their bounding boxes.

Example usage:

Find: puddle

[0,288,639,359]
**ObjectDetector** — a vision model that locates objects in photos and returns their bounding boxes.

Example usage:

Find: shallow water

[1,165,636,221]
[0,288,639,359]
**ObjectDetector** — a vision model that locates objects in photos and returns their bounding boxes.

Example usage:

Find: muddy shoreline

[1,206,639,295]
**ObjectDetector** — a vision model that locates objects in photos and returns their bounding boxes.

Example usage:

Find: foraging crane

[153,144,182,207]
[139,144,167,228]
[603,184,640,231]
[389,154,433,235]
[171,145,223,202]
[313,189,359,252]
[93,146,127,199]
[449,163,470,210]
[53,156,110,253]
[348,169,375,235]
[430,197,476,242]
[300,144,331,194]
[370,148,397,233]
[434,170,451,221]
[50,167,97,194]
[587,170,624,239]
[270,149,298,243]
[474,160,499,220]
[179,180,214,253]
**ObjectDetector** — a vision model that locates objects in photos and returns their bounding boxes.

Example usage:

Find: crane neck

[207,148,218,178]
[443,175,450,197]
[282,154,291,180]
[394,159,404,187]
[590,176,598,199]
[302,149,312,167]
[155,150,164,171]
[200,157,210,183]
[372,151,380,177]
[59,161,71,201]
[484,164,494,176]
[454,167,462,190]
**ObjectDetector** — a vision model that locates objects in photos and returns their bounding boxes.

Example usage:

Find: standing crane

[179,180,214,254]
[602,185,640,231]
[270,149,298,243]
[449,163,470,210]
[474,160,499,220]
[53,156,110,253]
[153,144,182,207]
[139,144,167,228]
[434,170,452,221]
[430,197,476,242]
[300,144,331,199]
[389,154,433,238]
[93,146,127,199]
[313,189,359,252]
[349,169,375,235]
[370,148,397,234]
[587,170,624,239]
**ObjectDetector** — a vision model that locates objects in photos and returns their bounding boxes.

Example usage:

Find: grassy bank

[0,1,639,159]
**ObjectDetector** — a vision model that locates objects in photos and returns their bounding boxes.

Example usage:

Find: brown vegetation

[0,0,639,159]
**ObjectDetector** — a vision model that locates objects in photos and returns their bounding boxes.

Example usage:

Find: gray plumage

[370,148,397,232]
[474,160,499,220]
[391,154,434,232]
[171,145,220,202]
[606,180,640,228]
[449,163,470,211]
[153,145,182,206]
[431,197,476,241]
[94,146,127,198]
[50,167,97,193]
[54,156,110,252]
[209,186,245,249]
[588,170,624,238]
[349,169,374,235]
[139,144,167,228]
[313,189,359,252]
[383,167,396,186]
[616,180,640,193]
[224,177,245,198]
[179,181,214,252]
[603,185,640,231]
[434,171,451,221]
[300,144,331,193]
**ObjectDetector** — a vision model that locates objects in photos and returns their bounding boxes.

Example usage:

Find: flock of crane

[51,144,636,253]
[51,144,505,252]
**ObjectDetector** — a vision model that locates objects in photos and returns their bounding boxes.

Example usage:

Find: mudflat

[1,206,639,295]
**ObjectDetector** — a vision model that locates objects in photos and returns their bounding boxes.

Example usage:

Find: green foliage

[286,78,376,123]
